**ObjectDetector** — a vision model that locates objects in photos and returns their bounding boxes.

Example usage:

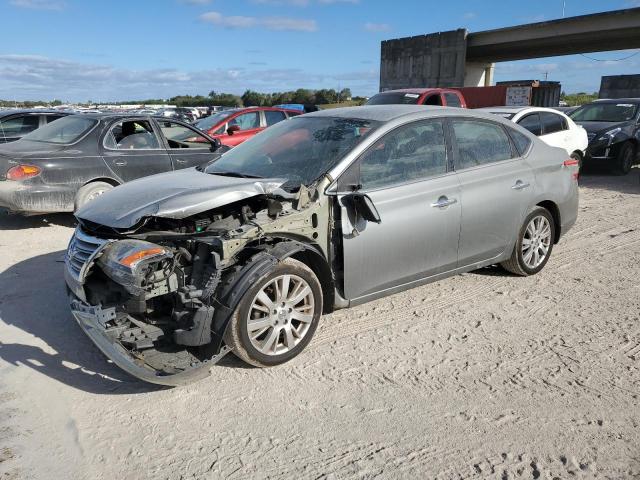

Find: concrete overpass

[380,8,640,91]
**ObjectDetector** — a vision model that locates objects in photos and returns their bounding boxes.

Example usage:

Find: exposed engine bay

[66,181,336,385]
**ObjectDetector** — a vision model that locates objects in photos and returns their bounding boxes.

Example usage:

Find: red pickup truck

[366,88,467,108]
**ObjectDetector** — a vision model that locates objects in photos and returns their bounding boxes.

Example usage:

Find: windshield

[366,92,421,105]
[195,111,234,131]
[204,116,380,190]
[21,115,97,144]
[570,103,638,122]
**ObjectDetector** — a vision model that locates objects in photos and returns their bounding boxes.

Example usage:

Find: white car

[479,106,588,165]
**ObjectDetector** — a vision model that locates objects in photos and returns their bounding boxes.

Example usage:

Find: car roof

[304,105,500,123]
[0,109,70,117]
[477,106,567,115]
[593,98,640,104]
[373,88,454,95]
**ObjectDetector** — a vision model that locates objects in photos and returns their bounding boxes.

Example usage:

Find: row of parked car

[0,93,638,217]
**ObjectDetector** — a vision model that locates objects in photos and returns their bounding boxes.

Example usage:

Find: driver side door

[338,119,461,301]
[155,119,219,170]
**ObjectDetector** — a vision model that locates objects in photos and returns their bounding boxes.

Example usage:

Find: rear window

[444,93,462,108]
[21,115,97,144]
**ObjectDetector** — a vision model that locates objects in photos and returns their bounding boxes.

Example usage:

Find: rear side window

[517,113,542,136]
[265,110,286,126]
[508,128,532,156]
[451,119,513,169]
[540,112,566,134]
[444,93,462,107]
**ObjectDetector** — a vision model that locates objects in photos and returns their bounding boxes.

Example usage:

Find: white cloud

[463,12,476,20]
[200,11,317,31]
[9,0,66,10]
[364,22,391,32]
[0,54,379,101]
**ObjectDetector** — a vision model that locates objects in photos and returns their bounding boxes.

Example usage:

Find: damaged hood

[76,167,286,229]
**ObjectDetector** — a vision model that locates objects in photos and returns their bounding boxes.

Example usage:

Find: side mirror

[342,192,381,224]
[210,138,222,151]
[227,125,240,135]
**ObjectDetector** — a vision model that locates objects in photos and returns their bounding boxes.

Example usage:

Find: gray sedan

[64,105,579,385]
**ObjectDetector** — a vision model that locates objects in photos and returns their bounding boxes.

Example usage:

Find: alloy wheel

[247,274,315,355]
[522,215,552,269]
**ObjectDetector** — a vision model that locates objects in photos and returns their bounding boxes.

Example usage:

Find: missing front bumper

[69,297,230,386]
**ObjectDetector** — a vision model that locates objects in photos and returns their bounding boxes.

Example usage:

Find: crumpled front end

[65,228,230,385]
[64,183,328,385]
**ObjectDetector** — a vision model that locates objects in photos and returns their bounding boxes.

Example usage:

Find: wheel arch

[210,238,334,355]
[536,200,561,244]
[82,176,120,188]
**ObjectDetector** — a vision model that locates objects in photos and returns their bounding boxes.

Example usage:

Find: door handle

[114,160,127,166]
[175,158,187,164]
[511,180,530,190]
[430,196,457,208]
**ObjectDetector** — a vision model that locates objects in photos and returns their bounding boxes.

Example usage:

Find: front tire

[501,207,555,276]
[224,258,323,367]
[614,142,634,176]
[74,181,113,211]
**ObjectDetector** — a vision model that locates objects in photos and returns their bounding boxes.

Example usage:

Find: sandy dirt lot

[1,170,639,480]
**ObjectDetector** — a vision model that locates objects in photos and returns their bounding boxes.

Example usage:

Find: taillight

[563,158,580,180]
[6,164,41,181]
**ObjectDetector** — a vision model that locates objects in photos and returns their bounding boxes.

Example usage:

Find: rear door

[101,118,173,182]
[339,118,461,300]
[156,119,218,170]
[451,118,534,266]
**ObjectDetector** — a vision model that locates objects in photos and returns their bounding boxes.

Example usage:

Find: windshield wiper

[207,170,263,179]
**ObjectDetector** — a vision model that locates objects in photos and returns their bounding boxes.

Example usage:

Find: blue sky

[1,0,639,102]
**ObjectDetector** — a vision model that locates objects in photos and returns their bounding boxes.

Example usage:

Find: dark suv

[569,98,640,174]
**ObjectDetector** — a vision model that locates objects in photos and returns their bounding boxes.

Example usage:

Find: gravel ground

[0,169,639,480]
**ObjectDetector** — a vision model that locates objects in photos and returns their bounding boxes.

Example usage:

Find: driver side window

[356,119,448,190]
[159,120,210,149]
[105,120,160,150]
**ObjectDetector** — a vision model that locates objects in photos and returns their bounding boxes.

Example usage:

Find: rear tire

[613,142,634,176]
[224,258,323,367]
[570,151,583,171]
[74,181,113,211]
[501,207,555,276]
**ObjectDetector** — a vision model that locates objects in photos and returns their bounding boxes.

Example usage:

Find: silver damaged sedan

[64,105,579,385]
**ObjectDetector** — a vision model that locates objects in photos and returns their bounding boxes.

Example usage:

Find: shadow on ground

[0,211,76,230]
[579,166,640,195]
[0,250,167,394]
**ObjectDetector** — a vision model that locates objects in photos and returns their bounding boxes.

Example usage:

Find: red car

[194,107,301,147]
[366,88,467,108]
